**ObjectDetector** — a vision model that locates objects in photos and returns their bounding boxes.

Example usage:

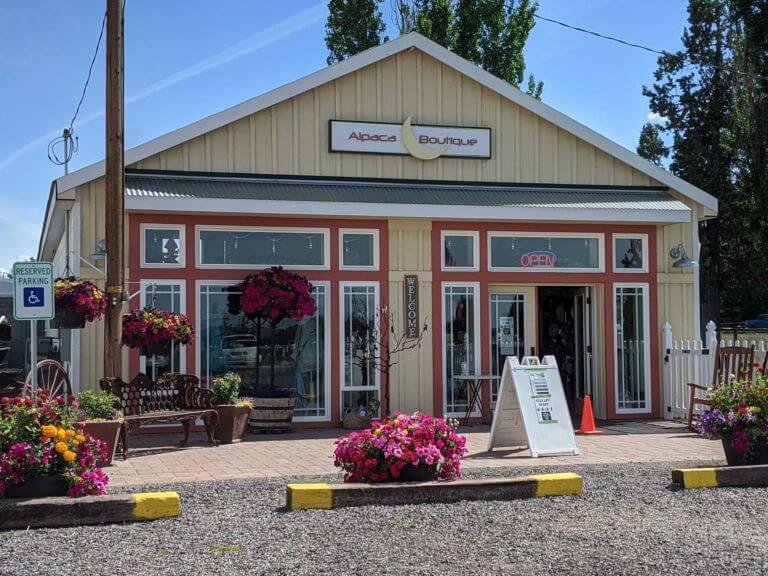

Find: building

[38,33,716,425]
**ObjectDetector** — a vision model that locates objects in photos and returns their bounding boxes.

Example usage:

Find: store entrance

[538,286,594,423]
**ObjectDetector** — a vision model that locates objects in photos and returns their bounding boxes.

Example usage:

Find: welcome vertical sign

[403,275,419,338]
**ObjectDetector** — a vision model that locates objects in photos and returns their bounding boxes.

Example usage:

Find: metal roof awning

[124,172,692,223]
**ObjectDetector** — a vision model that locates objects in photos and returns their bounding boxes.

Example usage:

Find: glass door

[489,286,536,404]
[573,287,595,411]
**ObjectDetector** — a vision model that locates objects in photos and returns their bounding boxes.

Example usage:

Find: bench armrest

[686,383,709,392]
[186,386,215,410]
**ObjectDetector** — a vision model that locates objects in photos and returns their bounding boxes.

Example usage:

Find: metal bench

[100,372,219,459]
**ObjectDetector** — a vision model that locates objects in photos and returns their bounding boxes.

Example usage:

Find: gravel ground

[2,462,767,576]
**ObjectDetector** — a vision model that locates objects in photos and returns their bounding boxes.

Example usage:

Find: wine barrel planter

[4,474,68,499]
[249,390,296,433]
[51,309,86,329]
[82,420,122,466]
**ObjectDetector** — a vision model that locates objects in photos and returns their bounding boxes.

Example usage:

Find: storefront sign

[403,275,420,338]
[330,117,491,159]
[520,250,557,268]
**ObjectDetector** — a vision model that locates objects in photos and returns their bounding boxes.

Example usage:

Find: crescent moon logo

[401,115,449,160]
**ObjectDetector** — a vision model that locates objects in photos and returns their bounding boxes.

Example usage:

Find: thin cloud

[0,2,327,173]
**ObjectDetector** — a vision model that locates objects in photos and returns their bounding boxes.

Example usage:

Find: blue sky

[0,0,688,272]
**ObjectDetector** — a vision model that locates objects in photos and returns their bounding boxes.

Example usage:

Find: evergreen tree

[642,0,736,326]
[325,0,388,64]
[414,0,454,48]
[637,123,668,166]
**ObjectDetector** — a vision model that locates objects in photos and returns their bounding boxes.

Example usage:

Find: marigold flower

[41,424,57,438]
[75,434,85,443]
[62,450,76,462]
[65,429,76,439]
[54,441,68,454]
[56,429,67,441]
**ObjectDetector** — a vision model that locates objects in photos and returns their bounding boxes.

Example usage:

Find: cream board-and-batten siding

[39,33,712,398]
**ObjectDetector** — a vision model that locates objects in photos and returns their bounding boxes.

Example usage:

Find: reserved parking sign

[13,261,55,321]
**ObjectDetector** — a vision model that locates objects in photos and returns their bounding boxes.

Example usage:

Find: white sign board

[13,261,55,321]
[329,119,491,159]
[487,355,579,457]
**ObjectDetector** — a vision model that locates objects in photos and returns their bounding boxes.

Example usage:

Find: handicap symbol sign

[23,287,45,308]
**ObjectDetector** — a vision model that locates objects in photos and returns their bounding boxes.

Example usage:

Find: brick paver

[106,421,725,487]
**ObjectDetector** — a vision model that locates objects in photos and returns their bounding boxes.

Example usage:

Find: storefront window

[340,230,377,269]
[443,284,478,414]
[198,283,328,420]
[198,228,327,268]
[142,226,183,266]
[489,234,602,271]
[490,293,526,404]
[342,284,379,415]
[615,285,650,412]
[614,235,647,272]
[442,233,477,270]
[140,282,183,379]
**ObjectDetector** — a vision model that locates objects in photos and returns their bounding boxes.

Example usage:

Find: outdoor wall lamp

[670,243,696,269]
[90,239,107,261]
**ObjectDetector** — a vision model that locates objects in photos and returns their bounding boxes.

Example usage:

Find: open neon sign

[520,250,557,268]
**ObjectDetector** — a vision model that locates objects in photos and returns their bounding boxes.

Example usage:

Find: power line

[48,10,107,169]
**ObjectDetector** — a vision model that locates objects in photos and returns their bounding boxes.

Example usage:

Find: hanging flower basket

[52,277,106,329]
[121,308,194,353]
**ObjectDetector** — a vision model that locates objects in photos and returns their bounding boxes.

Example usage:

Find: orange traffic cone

[575,395,603,435]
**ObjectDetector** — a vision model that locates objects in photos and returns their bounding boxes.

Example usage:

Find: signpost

[12,261,55,392]
[487,355,579,457]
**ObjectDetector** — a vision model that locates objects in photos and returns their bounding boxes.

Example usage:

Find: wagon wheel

[23,360,73,401]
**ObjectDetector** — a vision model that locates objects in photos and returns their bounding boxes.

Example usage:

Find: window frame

[441,281,482,417]
[441,230,480,272]
[195,225,331,270]
[612,233,649,273]
[138,279,187,375]
[339,281,381,413]
[487,231,605,273]
[195,279,332,422]
[613,282,652,415]
[339,228,380,271]
[140,224,186,269]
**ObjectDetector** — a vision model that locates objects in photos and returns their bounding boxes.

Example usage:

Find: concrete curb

[672,464,768,489]
[0,491,180,530]
[287,473,582,510]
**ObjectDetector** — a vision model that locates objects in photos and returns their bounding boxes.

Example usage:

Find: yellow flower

[72,440,80,447]
[752,406,761,414]
[65,429,76,439]
[75,434,85,443]
[56,429,67,441]
[41,424,57,438]
[62,450,76,462]
[54,441,68,454]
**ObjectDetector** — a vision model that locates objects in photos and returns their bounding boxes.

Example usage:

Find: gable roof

[52,32,717,212]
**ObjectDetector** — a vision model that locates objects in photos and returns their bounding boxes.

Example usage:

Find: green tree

[642,0,737,326]
[637,122,668,166]
[414,0,454,47]
[325,0,388,64]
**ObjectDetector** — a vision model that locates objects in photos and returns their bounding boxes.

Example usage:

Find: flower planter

[51,309,86,329]
[249,390,296,433]
[214,404,252,444]
[4,474,68,499]
[396,463,438,482]
[82,420,122,466]
[141,342,171,357]
[721,436,768,466]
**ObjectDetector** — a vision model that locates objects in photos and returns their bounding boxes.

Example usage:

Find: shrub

[333,412,466,483]
[77,390,120,421]
[212,372,242,405]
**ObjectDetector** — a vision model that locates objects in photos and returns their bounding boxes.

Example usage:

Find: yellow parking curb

[530,472,584,497]
[287,483,333,510]
[132,491,181,520]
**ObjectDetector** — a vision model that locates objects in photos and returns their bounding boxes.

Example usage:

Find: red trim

[432,221,659,420]
[128,213,388,426]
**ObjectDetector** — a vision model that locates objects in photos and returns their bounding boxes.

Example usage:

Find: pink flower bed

[333,412,467,483]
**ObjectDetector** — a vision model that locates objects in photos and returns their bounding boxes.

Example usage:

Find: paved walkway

[107,421,725,487]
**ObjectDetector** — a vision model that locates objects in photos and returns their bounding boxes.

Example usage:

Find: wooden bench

[100,373,219,459]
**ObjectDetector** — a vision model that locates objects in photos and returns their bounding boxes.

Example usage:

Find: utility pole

[103,0,125,378]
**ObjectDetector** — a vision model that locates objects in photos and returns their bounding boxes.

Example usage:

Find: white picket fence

[663,321,767,421]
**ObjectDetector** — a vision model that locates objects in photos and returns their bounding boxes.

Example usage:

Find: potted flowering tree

[121,308,194,357]
[334,412,467,482]
[77,390,122,466]
[211,372,252,444]
[52,277,107,329]
[0,391,109,498]
[696,369,768,465]
[227,266,316,432]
